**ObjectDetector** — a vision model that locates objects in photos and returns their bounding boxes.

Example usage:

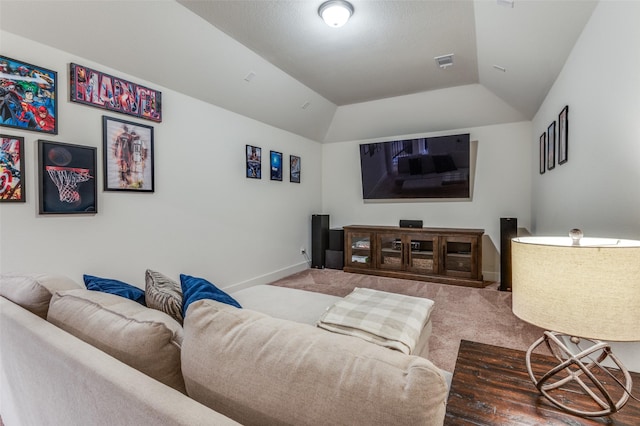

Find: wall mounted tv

[359,133,471,201]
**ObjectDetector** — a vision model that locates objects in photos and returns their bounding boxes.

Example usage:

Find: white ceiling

[178,0,596,117]
[0,0,597,142]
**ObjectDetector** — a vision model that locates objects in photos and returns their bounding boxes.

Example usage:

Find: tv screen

[359,133,471,200]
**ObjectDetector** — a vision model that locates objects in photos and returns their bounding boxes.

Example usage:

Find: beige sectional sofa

[0,273,449,425]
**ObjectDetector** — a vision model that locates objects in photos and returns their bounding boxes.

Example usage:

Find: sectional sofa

[0,273,449,425]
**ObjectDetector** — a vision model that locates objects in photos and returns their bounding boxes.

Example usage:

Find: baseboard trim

[224,262,309,293]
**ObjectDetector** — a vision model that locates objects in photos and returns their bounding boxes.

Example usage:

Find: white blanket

[316,287,434,354]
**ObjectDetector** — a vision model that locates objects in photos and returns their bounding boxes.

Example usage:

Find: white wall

[531,1,640,372]
[0,32,322,290]
[322,121,533,280]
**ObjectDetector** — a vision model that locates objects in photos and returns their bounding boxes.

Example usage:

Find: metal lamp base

[526,331,633,417]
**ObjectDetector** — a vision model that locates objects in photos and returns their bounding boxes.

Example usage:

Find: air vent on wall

[434,54,454,69]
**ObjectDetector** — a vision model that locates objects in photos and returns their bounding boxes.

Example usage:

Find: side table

[445,340,640,425]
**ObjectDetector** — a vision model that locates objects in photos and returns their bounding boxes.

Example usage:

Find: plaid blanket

[316,288,434,354]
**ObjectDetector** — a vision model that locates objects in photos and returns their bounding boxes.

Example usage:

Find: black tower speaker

[311,215,330,268]
[500,217,518,292]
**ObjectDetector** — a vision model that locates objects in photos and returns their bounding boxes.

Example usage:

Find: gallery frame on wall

[270,150,283,181]
[38,140,97,214]
[558,105,569,165]
[0,55,58,134]
[102,116,155,192]
[290,155,301,183]
[0,134,26,202]
[70,63,162,123]
[246,145,262,179]
[539,132,546,175]
[547,121,556,171]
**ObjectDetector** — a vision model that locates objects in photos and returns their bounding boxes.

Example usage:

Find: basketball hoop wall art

[0,56,58,134]
[0,134,25,202]
[38,140,97,214]
[102,116,154,192]
[70,63,161,123]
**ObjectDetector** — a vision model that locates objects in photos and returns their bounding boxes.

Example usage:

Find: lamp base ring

[526,331,633,417]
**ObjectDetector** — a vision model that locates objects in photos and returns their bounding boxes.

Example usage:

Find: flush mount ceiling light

[434,54,454,69]
[318,0,354,28]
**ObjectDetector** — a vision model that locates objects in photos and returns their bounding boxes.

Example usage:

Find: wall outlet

[300,247,306,255]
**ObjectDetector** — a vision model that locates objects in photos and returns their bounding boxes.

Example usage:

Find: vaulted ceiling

[0,1,597,142]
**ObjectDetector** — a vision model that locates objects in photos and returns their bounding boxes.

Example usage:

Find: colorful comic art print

[70,63,162,123]
[0,134,25,202]
[0,56,58,134]
[102,116,154,192]
[246,145,261,179]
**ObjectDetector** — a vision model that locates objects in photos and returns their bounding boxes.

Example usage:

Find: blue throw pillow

[83,274,146,306]
[180,274,241,317]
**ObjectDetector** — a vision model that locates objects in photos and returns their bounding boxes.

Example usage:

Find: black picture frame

[0,55,58,134]
[290,155,301,183]
[539,132,546,175]
[38,140,97,214]
[0,134,26,202]
[246,145,261,179]
[270,150,282,181]
[558,105,569,165]
[70,63,161,123]
[102,116,154,192]
[547,121,556,171]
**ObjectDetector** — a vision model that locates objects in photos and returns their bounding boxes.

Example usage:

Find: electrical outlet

[300,247,306,255]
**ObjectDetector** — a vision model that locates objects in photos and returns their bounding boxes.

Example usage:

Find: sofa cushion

[0,273,83,319]
[182,299,448,426]
[180,274,241,317]
[83,274,146,305]
[145,269,183,324]
[47,289,186,393]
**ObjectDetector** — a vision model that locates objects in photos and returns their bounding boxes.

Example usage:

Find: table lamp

[511,230,640,417]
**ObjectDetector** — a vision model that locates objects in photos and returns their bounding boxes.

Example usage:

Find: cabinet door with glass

[345,232,373,269]
[406,234,438,275]
[441,235,480,279]
[376,233,405,271]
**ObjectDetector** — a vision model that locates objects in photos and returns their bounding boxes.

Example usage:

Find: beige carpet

[269,268,543,373]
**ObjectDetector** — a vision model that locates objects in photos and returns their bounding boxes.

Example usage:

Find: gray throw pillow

[145,269,183,324]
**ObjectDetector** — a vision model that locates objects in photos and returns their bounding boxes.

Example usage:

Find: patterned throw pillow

[145,269,183,325]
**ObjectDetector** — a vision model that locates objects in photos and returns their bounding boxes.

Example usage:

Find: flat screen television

[359,133,471,200]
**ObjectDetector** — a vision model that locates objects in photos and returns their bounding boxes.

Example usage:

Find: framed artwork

[246,145,261,179]
[102,116,154,192]
[70,63,162,122]
[0,55,58,134]
[290,155,301,183]
[270,150,283,181]
[558,105,569,165]
[547,121,556,171]
[0,134,25,201]
[539,132,546,175]
[38,140,97,214]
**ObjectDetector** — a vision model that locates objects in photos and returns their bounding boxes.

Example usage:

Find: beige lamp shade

[511,236,640,342]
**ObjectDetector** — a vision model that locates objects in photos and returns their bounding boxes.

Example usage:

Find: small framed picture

[38,140,97,214]
[0,55,58,134]
[270,150,282,181]
[539,132,546,175]
[0,134,25,201]
[547,121,556,171]
[290,155,301,183]
[558,105,569,165]
[102,116,154,192]
[246,145,261,179]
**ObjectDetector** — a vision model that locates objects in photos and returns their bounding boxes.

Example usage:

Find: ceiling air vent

[434,54,454,69]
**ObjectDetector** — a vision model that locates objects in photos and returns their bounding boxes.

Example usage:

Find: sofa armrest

[0,297,239,426]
